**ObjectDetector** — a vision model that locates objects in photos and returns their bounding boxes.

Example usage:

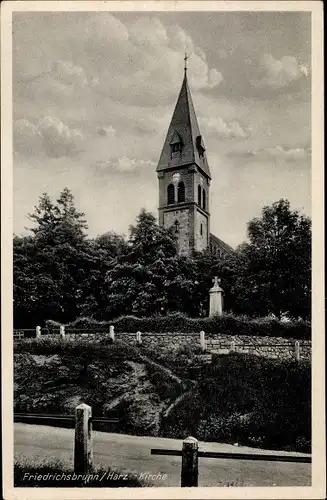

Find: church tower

[157,57,211,256]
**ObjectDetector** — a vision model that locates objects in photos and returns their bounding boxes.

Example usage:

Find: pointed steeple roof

[156,73,211,179]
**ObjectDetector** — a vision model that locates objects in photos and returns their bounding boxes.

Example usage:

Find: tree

[14,188,99,326]
[103,209,205,318]
[227,199,311,319]
[95,231,127,258]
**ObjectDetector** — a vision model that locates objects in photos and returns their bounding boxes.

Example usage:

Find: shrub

[160,353,311,453]
[67,316,107,330]
[62,313,311,340]
[44,319,62,333]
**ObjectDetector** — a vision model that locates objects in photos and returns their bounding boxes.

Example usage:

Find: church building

[156,58,233,258]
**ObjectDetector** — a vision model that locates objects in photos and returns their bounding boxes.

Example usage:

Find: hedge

[61,312,311,340]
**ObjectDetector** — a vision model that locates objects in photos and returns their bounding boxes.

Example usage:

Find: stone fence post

[109,325,115,342]
[181,436,199,487]
[60,325,65,339]
[74,403,93,474]
[36,326,41,339]
[136,331,142,345]
[200,331,206,351]
[294,341,301,361]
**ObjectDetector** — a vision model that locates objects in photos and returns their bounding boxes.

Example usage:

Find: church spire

[156,60,211,179]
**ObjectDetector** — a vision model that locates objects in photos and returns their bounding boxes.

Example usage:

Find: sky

[12,10,311,247]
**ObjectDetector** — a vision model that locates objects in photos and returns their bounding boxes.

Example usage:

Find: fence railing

[13,325,309,361]
[14,405,119,474]
[151,436,312,487]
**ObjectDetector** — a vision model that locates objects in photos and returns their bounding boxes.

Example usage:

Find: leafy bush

[160,353,311,453]
[145,365,183,402]
[63,312,310,340]
[67,316,108,330]
[14,337,143,363]
[44,319,62,333]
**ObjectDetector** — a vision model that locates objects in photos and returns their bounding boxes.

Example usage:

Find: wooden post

[74,403,93,474]
[200,331,205,351]
[294,341,301,361]
[136,331,142,345]
[181,436,198,487]
[60,325,65,339]
[36,326,41,339]
[109,325,115,342]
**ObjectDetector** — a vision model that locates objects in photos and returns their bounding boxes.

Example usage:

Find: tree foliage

[225,199,311,319]
[13,192,311,327]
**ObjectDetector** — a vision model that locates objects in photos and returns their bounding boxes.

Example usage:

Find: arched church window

[202,189,206,210]
[178,182,185,203]
[198,185,202,206]
[167,184,175,205]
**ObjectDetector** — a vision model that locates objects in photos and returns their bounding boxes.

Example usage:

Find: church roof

[210,233,234,254]
[156,73,211,179]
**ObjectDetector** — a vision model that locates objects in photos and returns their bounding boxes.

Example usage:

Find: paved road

[14,424,311,487]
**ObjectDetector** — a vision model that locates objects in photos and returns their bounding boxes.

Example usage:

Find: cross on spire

[184,52,189,74]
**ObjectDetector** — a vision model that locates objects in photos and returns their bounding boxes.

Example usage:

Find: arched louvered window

[167,184,175,205]
[178,182,185,203]
[198,185,202,206]
[202,189,206,210]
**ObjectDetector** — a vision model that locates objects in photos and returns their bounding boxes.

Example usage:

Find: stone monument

[209,276,224,316]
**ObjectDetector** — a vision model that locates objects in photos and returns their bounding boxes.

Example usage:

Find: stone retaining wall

[32,330,311,361]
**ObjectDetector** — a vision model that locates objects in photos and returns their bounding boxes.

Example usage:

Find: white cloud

[51,60,98,89]
[95,157,155,173]
[199,116,250,139]
[207,69,224,88]
[129,17,168,47]
[14,13,224,120]
[167,24,194,53]
[14,117,83,158]
[237,145,311,162]
[255,54,309,88]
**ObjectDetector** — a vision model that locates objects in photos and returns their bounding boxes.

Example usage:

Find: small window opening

[167,184,175,205]
[178,182,185,203]
[171,143,182,154]
[198,185,202,206]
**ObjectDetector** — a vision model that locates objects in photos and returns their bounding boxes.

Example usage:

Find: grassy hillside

[14,338,311,452]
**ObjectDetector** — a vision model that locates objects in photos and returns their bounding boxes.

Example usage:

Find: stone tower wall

[158,165,210,255]
[163,208,191,255]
